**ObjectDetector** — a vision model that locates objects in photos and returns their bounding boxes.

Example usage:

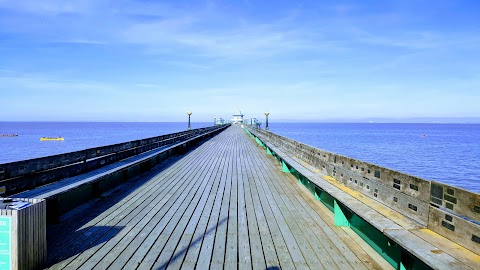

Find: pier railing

[246,126,480,255]
[0,125,230,197]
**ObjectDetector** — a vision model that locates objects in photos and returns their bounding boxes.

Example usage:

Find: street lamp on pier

[187,111,192,130]
[264,111,270,131]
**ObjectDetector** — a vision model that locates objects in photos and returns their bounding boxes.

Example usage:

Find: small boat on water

[0,134,18,137]
[40,137,64,141]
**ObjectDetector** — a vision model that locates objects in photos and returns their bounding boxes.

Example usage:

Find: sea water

[269,123,480,193]
[0,122,211,163]
[1,122,479,192]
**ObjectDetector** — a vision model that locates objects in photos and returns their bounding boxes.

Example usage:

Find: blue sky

[0,0,479,122]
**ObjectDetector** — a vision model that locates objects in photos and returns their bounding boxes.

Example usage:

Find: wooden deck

[45,125,385,270]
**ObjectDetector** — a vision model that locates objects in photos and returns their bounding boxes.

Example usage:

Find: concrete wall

[248,127,480,254]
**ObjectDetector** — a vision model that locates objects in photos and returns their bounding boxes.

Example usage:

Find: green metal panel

[349,214,400,268]
[315,187,335,212]
[314,184,430,269]
[334,200,350,227]
[255,138,264,147]
[400,250,432,270]
[266,147,273,155]
[281,160,290,173]
[290,166,299,178]
[300,175,316,195]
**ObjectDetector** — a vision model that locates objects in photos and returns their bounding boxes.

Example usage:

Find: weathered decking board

[46,126,380,269]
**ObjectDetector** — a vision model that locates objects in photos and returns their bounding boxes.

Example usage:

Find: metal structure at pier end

[246,125,480,270]
[231,110,244,124]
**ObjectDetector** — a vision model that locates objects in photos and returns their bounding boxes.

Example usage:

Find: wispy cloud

[121,16,318,59]
[1,1,479,121]
[0,0,96,15]
[348,27,480,50]
[53,39,109,45]
[0,73,120,95]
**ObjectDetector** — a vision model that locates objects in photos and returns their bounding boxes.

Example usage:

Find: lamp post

[264,111,270,131]
[187,111,192,130]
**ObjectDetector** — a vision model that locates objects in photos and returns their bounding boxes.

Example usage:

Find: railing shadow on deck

[43,225,124,268]
[155,217,228,270]
[43,137,212,268]
[154,217,282,270]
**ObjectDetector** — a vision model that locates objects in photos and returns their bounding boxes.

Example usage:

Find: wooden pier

[2,124,479,270]
[43,125,386,270]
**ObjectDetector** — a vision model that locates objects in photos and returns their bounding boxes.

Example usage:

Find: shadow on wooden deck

[46,225,124,266]
[43,138,212,268]
[154,217,228,270]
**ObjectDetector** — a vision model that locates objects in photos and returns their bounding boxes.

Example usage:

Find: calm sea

[0,122,479,193]
[0,122,211,164]
[269,123,480,193]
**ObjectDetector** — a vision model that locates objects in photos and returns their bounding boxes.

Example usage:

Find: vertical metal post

[187,111,192,130]
[264,111,270,131]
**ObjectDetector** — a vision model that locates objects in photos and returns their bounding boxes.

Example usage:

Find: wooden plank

[47,138,219,269]
[410,228,480,270]
[46,159,186,267]
[243,142,300,269]
[147,139,228,270]
[250,142,326,269]
[252,129,390,270]
[256,160,341,269]
[253,146,355,270]
[239,138,268,270]
[263,147,394,270]
[167,141,229,270]
[194,135,231,269]
[236,138,253,270]
[209,132,234,269]
[278,170,376,270]
[116,144,224,270]
[386,229,471,270]
[46,155,186,259]
[224,135,240,270]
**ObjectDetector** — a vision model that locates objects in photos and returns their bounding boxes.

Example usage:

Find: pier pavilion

[231,111,244,125]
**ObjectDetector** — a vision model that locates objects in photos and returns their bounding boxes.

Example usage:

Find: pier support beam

[282,161,290,173]
[334,200,350,227]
